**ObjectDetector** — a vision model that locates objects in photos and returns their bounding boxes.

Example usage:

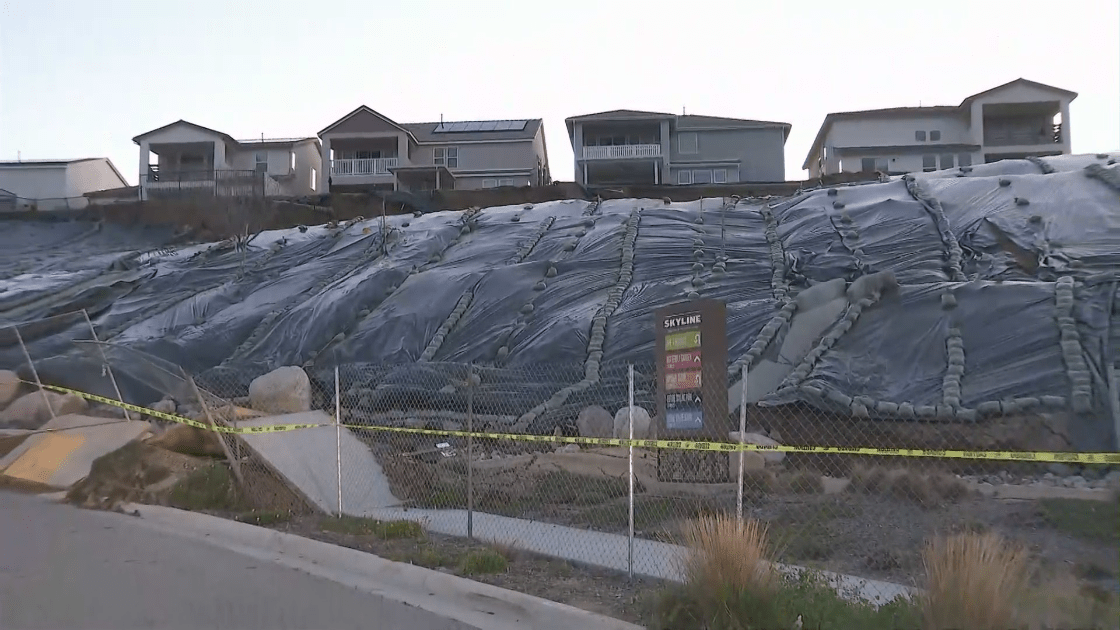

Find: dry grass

[849,465,969,507]
[921,532,1031,630]
[679,514,777,599]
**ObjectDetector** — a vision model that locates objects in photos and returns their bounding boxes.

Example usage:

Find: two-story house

[318,106,551,194]
[134,120,322,200]
[564,109,791,187]
[802,78,1077,178]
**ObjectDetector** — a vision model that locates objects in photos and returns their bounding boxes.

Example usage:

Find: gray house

[319,106,551,194]
[565,109,791,187]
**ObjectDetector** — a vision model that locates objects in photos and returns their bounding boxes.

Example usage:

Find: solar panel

[430,119,530,133]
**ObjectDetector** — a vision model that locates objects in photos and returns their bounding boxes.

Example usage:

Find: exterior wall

[291,141,322,195]
[410,140,536,172]
[672,127,786,182]
[64,160,127,196]
[530,128,550,185]
[836,151,978,175]
[454,173,535,190]
[825,115,971,149]
[0,166,68,199]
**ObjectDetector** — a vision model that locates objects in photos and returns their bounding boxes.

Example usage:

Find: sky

[1,0,1117,186]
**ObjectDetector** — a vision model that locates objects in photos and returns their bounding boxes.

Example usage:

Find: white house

[133,120,322,200]
[0,158,129,211]
[803,78,1077,177]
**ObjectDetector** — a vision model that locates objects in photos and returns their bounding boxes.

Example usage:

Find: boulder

[0,391,88,429]
[613,405,652,440]
[729,431,785,464]
[248,366,312,415]
[576,405,613,438]
[0,370,20,408]
[729,450,766,478]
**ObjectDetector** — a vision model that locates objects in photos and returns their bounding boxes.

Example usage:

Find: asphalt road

[0,492,391,630]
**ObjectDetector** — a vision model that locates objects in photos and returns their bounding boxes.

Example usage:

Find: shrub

[921,532,1030,630]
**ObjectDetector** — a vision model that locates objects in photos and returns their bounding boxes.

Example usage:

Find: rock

[729,451,766,478]
[555,444,581,454]
[576,405,613,438]
[612,406,652,440]
[442,421,463,433]
[248,366,312,414]
[729,431,785,464]
[0,369,20,408]
[1047,463,1075,477]
[0,391,87,429]
[1105,470,1120,488]
[151,398,177,415]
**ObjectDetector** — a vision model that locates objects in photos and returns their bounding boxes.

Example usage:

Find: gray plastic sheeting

[1,154,1119,444]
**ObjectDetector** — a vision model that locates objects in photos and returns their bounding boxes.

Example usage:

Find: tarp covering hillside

[2,154,1118,447]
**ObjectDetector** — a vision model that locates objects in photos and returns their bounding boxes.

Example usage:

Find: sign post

[654,298,729,483]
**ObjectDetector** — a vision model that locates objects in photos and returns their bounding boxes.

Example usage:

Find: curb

[116,501,645,630]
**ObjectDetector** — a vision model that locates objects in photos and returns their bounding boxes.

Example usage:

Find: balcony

[331,157,398,177]
[582,144,662,160]
[142,169,280,198]
[983,122,1064,147]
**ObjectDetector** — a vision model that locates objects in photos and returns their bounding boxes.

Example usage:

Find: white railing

[582,144,662,160]
[331,158,398,177]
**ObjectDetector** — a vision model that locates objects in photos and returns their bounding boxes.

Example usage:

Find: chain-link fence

[1,315,1117,608]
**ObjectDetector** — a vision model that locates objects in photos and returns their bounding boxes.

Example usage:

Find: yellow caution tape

[38,384,1120,465]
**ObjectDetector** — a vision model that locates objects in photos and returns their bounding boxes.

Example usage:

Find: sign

[654,298,729,483]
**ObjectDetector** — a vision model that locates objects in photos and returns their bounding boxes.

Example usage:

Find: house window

[712,168,727,184]
[915,130,927,142]
[940,154,955,169]
[678,133,698,154]
[311,167,317,190]
[958,153,973,167]
[930,130,941,141]
[498,178,515,187]
[255,152,268,173]
[434,147,459,168]
[483,179,497,188]
[692,169,712,184]
[290,151,296,170]
[922,155,937,172]
[677,170,693,185]
[861,158,877,172]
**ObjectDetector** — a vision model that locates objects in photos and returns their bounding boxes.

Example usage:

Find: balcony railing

[331,158,398,177]
[582,144,662,160]
[983,123,1064,147]
[142,169,280,198]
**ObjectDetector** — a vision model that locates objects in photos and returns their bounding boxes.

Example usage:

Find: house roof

[564,109,791,143]
[0,157,128,188]
[318,105,418,141]
[132,120,238,146]
[401,119,542,143]
[801,78,1079,170]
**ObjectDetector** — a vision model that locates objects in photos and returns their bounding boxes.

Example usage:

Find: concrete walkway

[239,412,916,607]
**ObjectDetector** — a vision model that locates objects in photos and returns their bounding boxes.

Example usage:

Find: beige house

[803,78,1077,177]
[565,109,791,187]
[318,106,551,194]
[134,120,322,200]
[0,158,128,210]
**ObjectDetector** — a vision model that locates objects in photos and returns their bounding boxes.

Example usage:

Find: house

[133,121,322,200]
[0,158,129,210]
[802,78,1077,178]
[318,106,550,194]
[564,109,791,187]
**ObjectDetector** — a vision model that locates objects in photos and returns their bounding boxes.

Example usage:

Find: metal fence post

[627,363,635,580]
[14,326,55,420]
[737,369,747,527]
[335,364,343,517]
[81,309,132,422]
[467,363,475,540]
